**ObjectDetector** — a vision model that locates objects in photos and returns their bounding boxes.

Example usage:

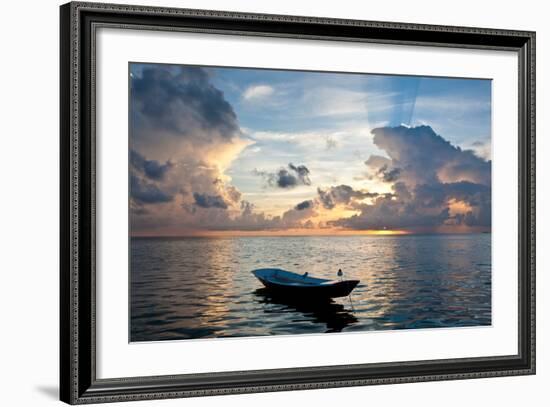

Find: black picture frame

[60,1,536,404]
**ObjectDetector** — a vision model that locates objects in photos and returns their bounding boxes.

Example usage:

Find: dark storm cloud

[330,125,492,230]
[129,149,175,208]
[364,156,402,182]
[129,64,256,235]
[295,200,314,211]
[274,168,299,188]
[130,174,173,204]
[378,165,401,182]
[130,150,173,180]
[332,180,491,230]
[412,180,490,207]
[254,163,311,189]
[131,66,240,140]
[193,193,229,209]
[288,163,310,180]
[332,196,451,230]
[371,125,491,186]
[317,185,379,209]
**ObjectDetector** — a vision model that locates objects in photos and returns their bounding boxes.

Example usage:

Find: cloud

[130,149,176,206]
[130,65,321,234]
[242,84,275,101]
[288,163,310,182]
[132,66,240,143]
[466,140,492,161]
[130,150,173,180]
[317,185,379,209]
[129,65,491,235]
[130,65,254,233]
[130,174,173,204]
[193,193,228,209]
[279,203,317,227]
[240,200,255,216]
[223,184,242,203]
[378,165,401,182]
[273,168,304,188]
[364,155,402,182]
[254,163,311,189]
[330,125,491,231]
[364,155,391,169]
[370,125,491,186]
[333,181,490,230]
[295,200,314,210]
[189,197,318,232]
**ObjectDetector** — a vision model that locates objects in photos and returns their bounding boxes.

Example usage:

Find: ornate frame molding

[60,2,535,404]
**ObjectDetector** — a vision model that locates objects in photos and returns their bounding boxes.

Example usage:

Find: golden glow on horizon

[132,228,412,238]
[131,226,491,237]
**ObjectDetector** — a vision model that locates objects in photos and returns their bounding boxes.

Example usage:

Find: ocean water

[130,234,491,342]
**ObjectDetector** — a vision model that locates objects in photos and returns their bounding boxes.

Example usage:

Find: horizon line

[130,230,491,238]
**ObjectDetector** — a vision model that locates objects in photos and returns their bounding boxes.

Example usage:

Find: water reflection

[130,234,491,341]
[253,288,358,333]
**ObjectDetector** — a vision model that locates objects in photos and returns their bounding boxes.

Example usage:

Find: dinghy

[251,268,359,299]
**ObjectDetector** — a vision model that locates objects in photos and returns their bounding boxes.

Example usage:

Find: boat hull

[258,278,359,299]
[252,269,359,299]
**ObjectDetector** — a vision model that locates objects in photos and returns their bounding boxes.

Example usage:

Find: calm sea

[130,234,491,342]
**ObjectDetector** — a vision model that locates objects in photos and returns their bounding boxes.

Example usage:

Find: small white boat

[251,268,359,299]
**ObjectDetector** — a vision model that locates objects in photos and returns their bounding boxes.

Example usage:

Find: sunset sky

[129,63,491,236]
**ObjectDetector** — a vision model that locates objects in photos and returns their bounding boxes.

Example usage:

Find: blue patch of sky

[207,66,491,148]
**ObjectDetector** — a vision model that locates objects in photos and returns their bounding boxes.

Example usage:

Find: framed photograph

[60,1,535,404]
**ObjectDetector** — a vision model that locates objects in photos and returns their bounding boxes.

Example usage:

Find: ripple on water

[130,234,491,342]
